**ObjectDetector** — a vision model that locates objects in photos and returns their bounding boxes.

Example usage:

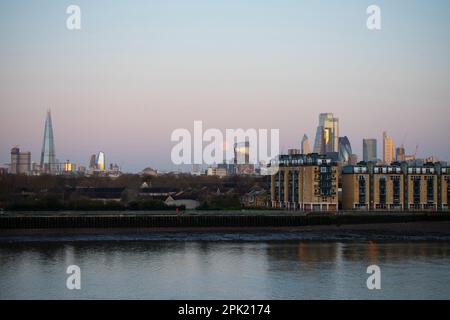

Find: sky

[0,0,449,172]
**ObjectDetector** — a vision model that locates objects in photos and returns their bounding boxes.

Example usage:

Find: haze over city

[1,0,450,172]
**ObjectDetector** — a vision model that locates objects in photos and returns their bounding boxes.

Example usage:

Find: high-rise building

[10,147,31,175]
[40,110,56,174]
[97,152,105,171]
[396,146,406,162]
[63,160,76,173]
[383,131,394,164]
[363,139,377,162]
[89,154,97,169]
[313,113,339,154]
[338,136,352,164]
[288,149,301,155]
[234,141,250,164]
[301,134,311,154]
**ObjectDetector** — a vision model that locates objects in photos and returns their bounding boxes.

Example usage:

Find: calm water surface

[1,240,449,299]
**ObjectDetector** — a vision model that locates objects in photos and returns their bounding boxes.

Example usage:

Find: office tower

[10,147,20,174]
[383,131,394,164]
[63,161,76,172]
[10,147,31,175]
[18,149,31,174]
[338,136,352,164]
[363,139,377,162]
[234,141,250,165]
[313,113,339,154]
[97,152,105,171]
[233,141,255,175]
[396,146,406,161]
[89,154,97,169]
[301,134,311,154]
[313,127,325,154]
[40,110,56,174]
[288,149,301,155]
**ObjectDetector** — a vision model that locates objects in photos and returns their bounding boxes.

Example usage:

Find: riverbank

[1,211,450,230]
[1,221,450,242]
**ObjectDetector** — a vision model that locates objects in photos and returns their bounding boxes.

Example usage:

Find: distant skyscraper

[313,127,325,154]
[363,139,377,162]
[97,152,105,171]
[234,141,250,164]
[10,147,31,175]
[396,146,406,161]
[89,154,97,169]
[301,134,311,154]
[313,113,339,154]
[338,136,352,164]
[383,131,394,164]
[40,110,56,174]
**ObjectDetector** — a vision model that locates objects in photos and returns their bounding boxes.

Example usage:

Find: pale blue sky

[1,0,449,171]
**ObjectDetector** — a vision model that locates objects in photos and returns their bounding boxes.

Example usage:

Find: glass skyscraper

[97,152,105,171]
[313,113,339,154]
[338,136,352,164]
[301,134,311,154]
[40,110,56,174]
[363,138,377,162]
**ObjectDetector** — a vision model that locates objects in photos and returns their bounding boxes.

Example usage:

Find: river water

[1,239,449,299]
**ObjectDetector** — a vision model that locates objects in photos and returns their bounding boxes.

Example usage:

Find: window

[413,177,421,204]
[358,176,366,204]
[379,177,386,204]
[447,178,450,204]
[426,177,434,203]
[392,176,401,204]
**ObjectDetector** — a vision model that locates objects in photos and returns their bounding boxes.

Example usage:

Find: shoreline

[2,211,450,230]
[1,221,450,242]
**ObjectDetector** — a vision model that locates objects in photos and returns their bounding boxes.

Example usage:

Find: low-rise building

[165,193,200,209]
[406,163,438,210]
[342,162,450,211]
[241,189,268,208]
[207,167,227,178]
[269,153,338,212]
[342,162,404,210]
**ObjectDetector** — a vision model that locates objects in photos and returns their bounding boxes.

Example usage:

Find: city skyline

[1,109,446,174]
[1,1,450,172]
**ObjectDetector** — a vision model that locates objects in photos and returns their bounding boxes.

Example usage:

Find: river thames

[1,239,449,299]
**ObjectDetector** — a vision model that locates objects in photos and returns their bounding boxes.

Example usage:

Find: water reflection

[0,241,449,299]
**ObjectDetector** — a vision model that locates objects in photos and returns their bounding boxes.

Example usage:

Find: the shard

[40,110,56,174]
